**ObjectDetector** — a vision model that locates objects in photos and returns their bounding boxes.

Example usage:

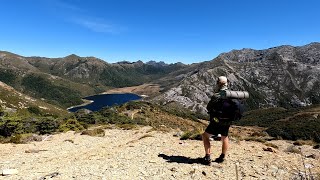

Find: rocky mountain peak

[64,54,81,60]
[156,42,320,114]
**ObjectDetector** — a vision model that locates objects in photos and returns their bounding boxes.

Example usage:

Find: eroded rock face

[155,43,320,114]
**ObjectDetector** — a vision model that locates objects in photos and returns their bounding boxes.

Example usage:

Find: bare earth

[103,84,161,97]
[0,127,319,180]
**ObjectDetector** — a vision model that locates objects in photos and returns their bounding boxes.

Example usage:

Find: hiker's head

[217,76,228,87]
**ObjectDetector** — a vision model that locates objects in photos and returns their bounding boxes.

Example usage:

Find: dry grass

[285,145,302,154]
[103,83,161,97]
[243,136,267,143]
[180,129,203,140]
[81,128,105,137]
[293,140,315,146]
[138,134,153,140]
[264,142,279,149]
[116,124,138,130]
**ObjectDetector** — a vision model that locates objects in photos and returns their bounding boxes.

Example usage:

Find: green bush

[9,134,23,144]
[36,117,59,134]
[266,114,320,142]
[59,119,84,132]
[27,106,42,115]
[0,118,24,137]
[180,130,202,140]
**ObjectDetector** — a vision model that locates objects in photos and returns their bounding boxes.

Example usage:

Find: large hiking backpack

[207,91,248,121]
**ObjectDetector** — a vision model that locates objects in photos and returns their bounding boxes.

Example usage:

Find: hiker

[202,76,231,165]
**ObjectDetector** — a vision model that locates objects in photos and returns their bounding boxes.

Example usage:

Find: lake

[68,93,142,112]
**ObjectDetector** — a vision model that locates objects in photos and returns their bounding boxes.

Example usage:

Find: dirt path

[0,127,319,179]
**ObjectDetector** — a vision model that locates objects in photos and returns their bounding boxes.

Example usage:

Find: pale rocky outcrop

[155,43,320,113]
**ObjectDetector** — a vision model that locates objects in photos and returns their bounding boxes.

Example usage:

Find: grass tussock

[293,140,315,146]
[285,145,302,154]
[81,128,105,137]
[180,129,203,140]
[264,142,279,149]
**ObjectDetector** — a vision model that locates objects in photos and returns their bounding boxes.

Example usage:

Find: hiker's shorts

[205,121,230,136]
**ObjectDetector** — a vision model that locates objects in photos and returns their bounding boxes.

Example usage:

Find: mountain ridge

[1,42,320,111]
[154,42,320,114]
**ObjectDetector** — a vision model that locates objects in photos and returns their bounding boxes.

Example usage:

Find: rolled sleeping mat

[223,90,249,99]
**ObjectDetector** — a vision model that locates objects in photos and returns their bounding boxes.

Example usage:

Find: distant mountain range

[1,42,320,113]
[0,51,186,108]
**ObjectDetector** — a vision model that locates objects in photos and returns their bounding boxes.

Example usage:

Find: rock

[64,139,74,143]
[286,145,301,154]
[304,163,314,169]
[25,149,40,153]
[263,147,276,153]
[1,169,18,176]
[39,172,60,180]
[24,149,48,153]
[24,134,43,142]
[170,167,177,172]
[173,131,183,137]
[155,43,320,114]
[202,171,206,176]
[305,154,317,159]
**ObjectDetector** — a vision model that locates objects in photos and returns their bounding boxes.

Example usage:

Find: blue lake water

[68,93,142,112]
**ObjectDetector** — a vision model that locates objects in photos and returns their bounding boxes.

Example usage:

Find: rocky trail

[0,126,319,180]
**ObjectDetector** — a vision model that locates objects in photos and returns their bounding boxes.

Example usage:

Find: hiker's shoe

[214,154,225,163]
[202,155,211,165]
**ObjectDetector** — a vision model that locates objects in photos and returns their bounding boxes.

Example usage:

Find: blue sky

[1,0,319,64]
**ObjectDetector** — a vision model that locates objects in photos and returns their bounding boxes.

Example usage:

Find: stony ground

[0,126,319,180]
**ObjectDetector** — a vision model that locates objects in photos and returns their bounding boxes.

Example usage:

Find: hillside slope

[0,81,68,116]
[155,43,320,114]
[0,127,319,179]
[0,51,186,107]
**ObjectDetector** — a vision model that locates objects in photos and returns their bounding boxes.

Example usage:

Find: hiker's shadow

[158,153,203,165]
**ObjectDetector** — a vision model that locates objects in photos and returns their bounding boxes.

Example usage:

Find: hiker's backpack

[207,90,248,121]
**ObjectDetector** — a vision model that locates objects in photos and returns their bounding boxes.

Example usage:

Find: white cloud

[45,0,124,34]
[72,18,120,34]
[49,0,83,12]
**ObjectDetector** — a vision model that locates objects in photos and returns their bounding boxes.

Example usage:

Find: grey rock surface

[155,43,320,113]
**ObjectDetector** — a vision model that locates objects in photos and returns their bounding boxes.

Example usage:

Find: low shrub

[27,106,42,115]
[180,130,203,140]
[36,117,60,134]
[9,134,23,144]
[59,119,84,132]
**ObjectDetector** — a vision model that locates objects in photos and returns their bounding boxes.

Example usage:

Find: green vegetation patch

[21,74,83,107]
[0,69,18,86]
[235,106,320,142]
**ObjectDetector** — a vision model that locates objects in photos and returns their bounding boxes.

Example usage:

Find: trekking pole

[235,162,239,180]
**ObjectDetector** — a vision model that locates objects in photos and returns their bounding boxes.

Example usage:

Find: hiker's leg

[221,136,229,155]
[202,132,212,155]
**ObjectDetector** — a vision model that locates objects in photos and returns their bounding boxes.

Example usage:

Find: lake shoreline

[67,93,142,112]
[67,99,94,110]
